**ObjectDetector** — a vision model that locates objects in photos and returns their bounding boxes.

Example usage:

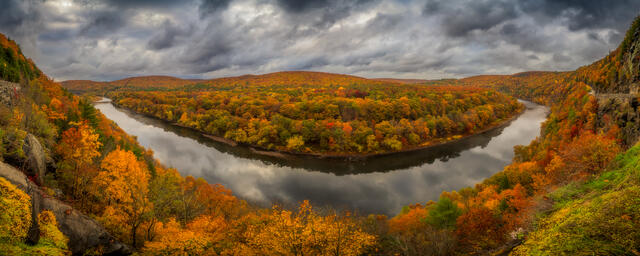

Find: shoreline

[102,99,526,161]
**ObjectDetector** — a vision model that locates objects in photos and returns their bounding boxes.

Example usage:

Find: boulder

[0,161,131,255]
[22,134,46,185]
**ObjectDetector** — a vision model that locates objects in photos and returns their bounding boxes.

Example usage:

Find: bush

[561,132,620,176]
[36,211,69,252]
[0,177,31,242]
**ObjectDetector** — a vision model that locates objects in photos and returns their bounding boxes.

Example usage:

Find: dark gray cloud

[276,0,330,12]
[0,0,40,33]
[147,20,194,50]
[38,28,73,42]
[199,0,232,15]
[424,0,518,37]
[79,10,126,37]
[0,0,636,81]
[274,0,376,13]
[81,0,190,9]
[424,0,640,37]
[277,0,379,31]
[0,0,44,55]
[520,0,640,32]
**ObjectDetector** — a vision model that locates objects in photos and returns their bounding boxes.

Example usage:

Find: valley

[0,4,639,255]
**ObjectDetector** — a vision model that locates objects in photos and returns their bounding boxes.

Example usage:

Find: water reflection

[95,100,548,216]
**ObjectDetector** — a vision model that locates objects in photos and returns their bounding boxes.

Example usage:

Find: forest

[107,82,522,155]
[1,15,640,256]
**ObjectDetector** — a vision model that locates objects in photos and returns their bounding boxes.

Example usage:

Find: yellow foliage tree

[286,135,305,151]
[94,148,150,248]
[247,200,376,255]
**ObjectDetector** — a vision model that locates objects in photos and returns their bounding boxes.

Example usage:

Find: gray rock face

[0,80,20,106]
[597,96,640,146]
[22,134,46,185]
[0,161,131,255]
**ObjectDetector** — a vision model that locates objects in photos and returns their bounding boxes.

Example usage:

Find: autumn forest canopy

[1,0,640,254]
[100,74,523,155]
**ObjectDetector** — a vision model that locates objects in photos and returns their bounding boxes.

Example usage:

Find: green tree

[424,197,462,229]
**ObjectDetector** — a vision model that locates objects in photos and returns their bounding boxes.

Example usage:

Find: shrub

[0,177,31,242]
[37,211,69,251]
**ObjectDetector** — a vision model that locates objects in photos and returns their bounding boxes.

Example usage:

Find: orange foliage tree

[142,216,227,255]
[55,122,102,201]
[560,131,620,177]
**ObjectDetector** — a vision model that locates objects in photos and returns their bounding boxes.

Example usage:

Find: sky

[1,0,639,82]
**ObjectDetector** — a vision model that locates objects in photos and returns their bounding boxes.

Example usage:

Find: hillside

[0,34,40,83]
[512,143,640,255]
[441,17,640,254]
[506,17,640,254]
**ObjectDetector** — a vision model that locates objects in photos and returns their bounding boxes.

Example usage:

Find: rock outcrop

[22,134,46,185]
[0,80,20,106]
[598,96,640,146]
[0,161,131,255]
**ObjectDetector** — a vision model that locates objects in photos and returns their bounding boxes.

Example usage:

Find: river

[94,100,548,216]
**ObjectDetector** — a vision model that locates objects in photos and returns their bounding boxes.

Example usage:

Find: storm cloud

[0,0,638,81]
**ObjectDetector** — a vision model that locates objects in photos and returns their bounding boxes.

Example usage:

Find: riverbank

[248,105,526,161]
[103,98,527,161]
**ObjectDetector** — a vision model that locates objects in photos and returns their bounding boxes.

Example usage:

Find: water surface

[95,100,547,215]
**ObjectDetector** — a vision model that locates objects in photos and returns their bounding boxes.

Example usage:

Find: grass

[512,144,640,255]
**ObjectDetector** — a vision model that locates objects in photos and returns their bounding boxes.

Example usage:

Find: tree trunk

[131,223,137,249]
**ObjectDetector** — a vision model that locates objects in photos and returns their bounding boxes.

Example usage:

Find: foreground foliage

[513,144,640,255]
[0,177,69,255]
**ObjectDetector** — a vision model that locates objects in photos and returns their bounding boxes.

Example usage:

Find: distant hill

[372,78,428,84]
[202,71,395,87]
[62,71,399,94]
[62,75,204,93]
